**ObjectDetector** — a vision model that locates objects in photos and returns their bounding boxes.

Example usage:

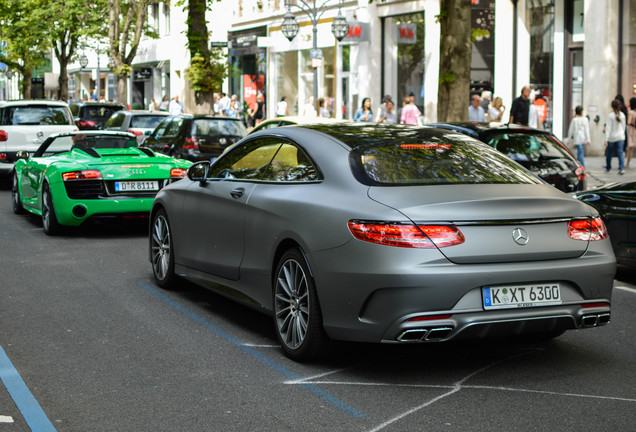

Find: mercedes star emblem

[512,228,529,245]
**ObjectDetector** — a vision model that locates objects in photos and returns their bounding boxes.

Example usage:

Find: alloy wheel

[274,258,310,350]
[151,214,171,281]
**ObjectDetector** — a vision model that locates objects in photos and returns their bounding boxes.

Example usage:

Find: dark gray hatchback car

[149,123,615,361]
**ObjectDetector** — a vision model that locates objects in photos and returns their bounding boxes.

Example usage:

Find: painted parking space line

[137,281,365,419]
[0,344,56,431]
[615,285,636,294]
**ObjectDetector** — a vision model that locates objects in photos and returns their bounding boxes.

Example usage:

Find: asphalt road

[0,185,635,432]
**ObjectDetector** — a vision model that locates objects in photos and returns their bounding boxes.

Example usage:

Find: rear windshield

[351,141,542,186]
[0,105,73,126]
[84,106,123,120]
[130,115,168,129]
[484,132,572,162]
[191,118,247,138]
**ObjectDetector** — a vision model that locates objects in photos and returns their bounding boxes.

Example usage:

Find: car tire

[11,171,25,215]
[273,248,332,362]
[42,183,62,235]
[150,209,178,289]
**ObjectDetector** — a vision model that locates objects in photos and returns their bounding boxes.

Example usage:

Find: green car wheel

[42,184,62,236]
[11,171,25,215]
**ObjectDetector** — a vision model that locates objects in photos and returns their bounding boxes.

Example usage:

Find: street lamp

[282,0,348,111]
[79,55,89,69]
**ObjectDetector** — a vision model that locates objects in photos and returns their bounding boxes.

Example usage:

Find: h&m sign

[397,23,417,44]
[341,22,370,44]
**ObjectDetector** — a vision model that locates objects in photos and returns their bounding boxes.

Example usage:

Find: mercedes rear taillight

[78,120,96,128]
[62,170,103,181]
[568,217,608,241]
[348,221,465,248]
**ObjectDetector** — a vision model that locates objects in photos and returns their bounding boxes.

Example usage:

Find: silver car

[105,110,170,144]
[149,123,616,361]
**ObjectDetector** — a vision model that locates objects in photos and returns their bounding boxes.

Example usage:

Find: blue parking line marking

[0,344,56,431]
[138,281,366,419]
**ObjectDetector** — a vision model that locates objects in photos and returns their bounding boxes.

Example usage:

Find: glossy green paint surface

[14,147,192,227]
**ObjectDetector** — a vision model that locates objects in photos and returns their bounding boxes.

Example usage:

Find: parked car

[70,102,126,130]
[575,180,636,269]
[12,131,191,235]
[105,110,170,144]
[142,115,247,162]
[0,100,77,178]
[149,123,615,361]
[426,122,587,192]
[248,115,342,134]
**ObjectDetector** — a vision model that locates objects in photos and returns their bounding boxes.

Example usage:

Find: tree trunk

[437,0,472,122]
[58,63,69,102]
[22,70,32,99]
[188,0,213,114]
[117,74,128,108]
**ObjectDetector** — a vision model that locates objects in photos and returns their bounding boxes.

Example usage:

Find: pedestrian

[604,98,627,175]
[528,92,543,129]
[468,94,486,122]
[169,95,183,115]
[224,97,241,118]
[353,97,373,122]
[400,95,421,125]
[509,85,531,125]
[217,92,230,115]
[252,93,265,125]
[318,97,330,118]
[376,97,397,124]
[276,96,289,117]
[159,95,169,111]
[302,96,316,118]
[487,96,505,122]
[148,98,159,111]
[626,97,636,169]
[566,105,591,167]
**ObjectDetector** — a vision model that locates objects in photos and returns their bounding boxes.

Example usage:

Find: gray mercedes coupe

[149,123,616,361]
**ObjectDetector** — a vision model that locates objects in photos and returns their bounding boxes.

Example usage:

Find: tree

[107,0,152,104]
[0,0,50,98]
[34,0,107,101]
[181,0,228,114]
[436,0,472,122]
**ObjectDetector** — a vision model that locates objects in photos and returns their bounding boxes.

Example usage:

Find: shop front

[228,27,268,118]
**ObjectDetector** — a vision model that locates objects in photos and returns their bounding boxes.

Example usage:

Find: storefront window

[527,0,555,130]
[471,1,495,94]
[394,13,425,113]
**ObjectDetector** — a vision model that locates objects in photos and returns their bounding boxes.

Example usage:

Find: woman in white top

[302,96,316,118]
[276,96,288,117]
[605,98,627,174]
[566,105,591,167]
[626,97,636,169]
[487,97,505,122]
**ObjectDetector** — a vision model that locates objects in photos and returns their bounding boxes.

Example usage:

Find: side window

[262,143,321,182]
[153,118,172,137]
[165,118,183,136]
[105,113,125,128]
[208,138,282,180]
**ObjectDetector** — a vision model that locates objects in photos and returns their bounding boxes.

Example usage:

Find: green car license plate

[114,180,159,192]
[482,283,562,310]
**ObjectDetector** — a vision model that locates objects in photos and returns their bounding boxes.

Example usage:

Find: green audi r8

[12,131,192,235]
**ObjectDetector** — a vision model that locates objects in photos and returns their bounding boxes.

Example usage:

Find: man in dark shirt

[509,85,531,125]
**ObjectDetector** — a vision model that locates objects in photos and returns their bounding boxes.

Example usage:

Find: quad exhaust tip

[397,327,453,342]
[581,313,610,328]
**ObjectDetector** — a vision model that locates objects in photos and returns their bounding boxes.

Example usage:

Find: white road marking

[240,344,279,348]
[0,415,14,423]
[615,285,636,294]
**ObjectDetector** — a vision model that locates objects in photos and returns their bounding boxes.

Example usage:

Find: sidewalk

[583,156,635,189]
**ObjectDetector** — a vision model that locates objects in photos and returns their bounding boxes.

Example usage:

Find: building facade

[230,0,636,155]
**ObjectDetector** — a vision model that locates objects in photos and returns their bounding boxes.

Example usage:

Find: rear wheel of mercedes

[273,248,332,362]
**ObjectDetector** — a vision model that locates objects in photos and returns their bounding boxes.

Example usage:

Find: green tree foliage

[34,0,107,101]
[108,0,156,103]
[180,0,228,113]
[0,0,50,98]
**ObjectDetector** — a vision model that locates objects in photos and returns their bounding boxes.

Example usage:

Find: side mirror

[187,161,210,184]
[16,150,29,160]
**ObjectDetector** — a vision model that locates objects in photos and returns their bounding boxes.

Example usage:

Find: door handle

[230,188,245,199]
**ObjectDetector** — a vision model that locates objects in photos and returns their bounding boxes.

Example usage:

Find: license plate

[114,181,159,192]
[482,283,562,310]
